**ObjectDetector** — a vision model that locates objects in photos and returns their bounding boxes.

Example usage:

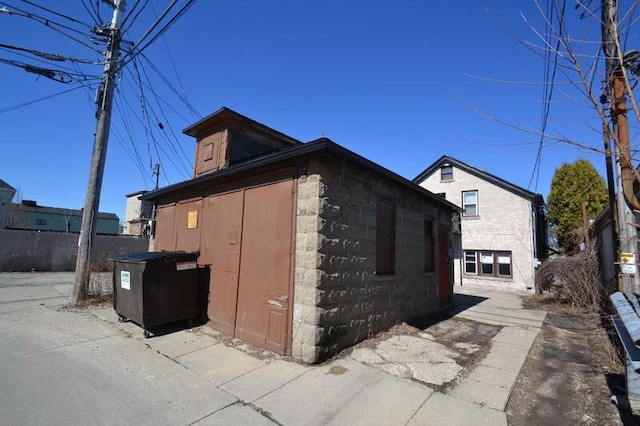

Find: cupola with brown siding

[184,107,302,178]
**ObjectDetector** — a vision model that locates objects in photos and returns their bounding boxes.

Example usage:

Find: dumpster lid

[111,251,199,262]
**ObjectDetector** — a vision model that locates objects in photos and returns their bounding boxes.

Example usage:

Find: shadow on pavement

[406,293,488,330]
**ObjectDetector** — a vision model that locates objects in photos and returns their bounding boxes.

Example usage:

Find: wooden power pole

[602,0,640,294]
[73,0,126,304]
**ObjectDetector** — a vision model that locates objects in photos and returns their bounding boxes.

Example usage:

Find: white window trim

[462,190,478,217]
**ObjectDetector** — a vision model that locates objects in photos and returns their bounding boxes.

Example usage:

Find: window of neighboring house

[35,219,46,226]
[480,252,494,275]
[424,219,435,272]
[464,250,512,278]
[462,190,478,216]
[441,165,453,181]
[376,201,396,275]
[464,251,477,274]
[497,252,512,277]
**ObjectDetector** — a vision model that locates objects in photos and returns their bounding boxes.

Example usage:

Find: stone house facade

[122,190,153,236]
[142,108,460,363]
[414,156,547,292]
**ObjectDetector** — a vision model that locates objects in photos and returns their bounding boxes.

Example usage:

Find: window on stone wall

[424,219,435,272]
[376,201,395,275]
[464,250,512,278]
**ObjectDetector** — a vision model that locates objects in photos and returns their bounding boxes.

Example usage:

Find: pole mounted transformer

[73,0,126,304]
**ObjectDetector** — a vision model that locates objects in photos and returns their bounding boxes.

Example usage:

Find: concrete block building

[142,108,460,363]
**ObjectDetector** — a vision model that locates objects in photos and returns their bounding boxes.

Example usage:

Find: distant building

[8,200,119,235]
[0,179,16,229]
[122,190,152,236]
[414,155,548,292]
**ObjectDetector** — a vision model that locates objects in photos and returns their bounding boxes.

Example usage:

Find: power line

[0,83,92,114]
[0,2,103,53]
[117,0,197,70]
[529,0,566,192]
[20,0,96,29]
[0,42,103,65]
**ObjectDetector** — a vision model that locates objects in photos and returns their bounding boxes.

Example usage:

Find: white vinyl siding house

[414,156,547,292]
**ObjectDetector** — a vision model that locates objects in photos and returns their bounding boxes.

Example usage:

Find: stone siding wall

[419,166,537,292]
[293,153,452,363]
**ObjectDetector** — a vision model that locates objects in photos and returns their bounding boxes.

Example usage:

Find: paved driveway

[0,273,546,425]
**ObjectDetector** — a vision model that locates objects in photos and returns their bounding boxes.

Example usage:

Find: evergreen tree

[546,159,608,253]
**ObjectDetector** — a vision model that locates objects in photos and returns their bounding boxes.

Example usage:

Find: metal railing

[610,291,640,413]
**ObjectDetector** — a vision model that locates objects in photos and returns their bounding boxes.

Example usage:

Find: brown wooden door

[201,191,244,335]
[154,204,177,251]
[235,179,294,353]
[438,223,451,306]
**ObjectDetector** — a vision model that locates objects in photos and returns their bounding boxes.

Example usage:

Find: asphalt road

[0,273,238,425]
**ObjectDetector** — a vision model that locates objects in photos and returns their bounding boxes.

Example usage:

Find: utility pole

[73,0,125,304]
[602,0,639,294]
[153,163,160,190]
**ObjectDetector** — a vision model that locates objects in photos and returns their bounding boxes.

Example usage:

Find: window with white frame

[464,250,512,278]
[462,190,478,216]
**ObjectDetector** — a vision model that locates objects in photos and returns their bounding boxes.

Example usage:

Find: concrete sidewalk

[0,273,546,425]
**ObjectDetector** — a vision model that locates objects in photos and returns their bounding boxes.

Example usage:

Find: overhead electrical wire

[149,0,197,122]
[120,0,149,34]
[123,62,193,179]
[80,0,102,26]
[0,2,103,53]
[113,89,155,188]
[2,0,199,190]
[529,0,565,192]
[139,52,201,120]
[134,55,193,175]
[117,0,197,71]
[0,83,91,114]
[0,42,103,65]
[20,0,96,29]
[0,56,99,83]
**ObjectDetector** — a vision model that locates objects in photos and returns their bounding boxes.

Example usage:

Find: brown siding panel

[154,204,177,251]
[175,199,202,253]
[194,130,228,177]
[235,179,294,352]
[200,191,244,335]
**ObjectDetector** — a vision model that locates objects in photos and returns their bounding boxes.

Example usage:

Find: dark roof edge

[0,179,16,192]
[125,189,148,198]
[14,204,119,219]
[183,106,302,146]
[141,139,462,212]
[413,155,544,203]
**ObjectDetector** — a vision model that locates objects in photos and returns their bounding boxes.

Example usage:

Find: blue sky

[0,1,626,222]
